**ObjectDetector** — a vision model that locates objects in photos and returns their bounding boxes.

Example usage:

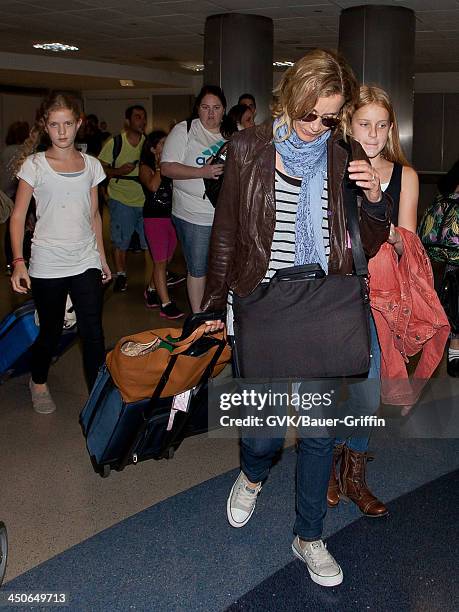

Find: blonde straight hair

[343,85,410,166]
[271,48,359,141]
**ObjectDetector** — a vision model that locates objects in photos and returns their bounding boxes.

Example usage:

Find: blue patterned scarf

[273,120,330,273]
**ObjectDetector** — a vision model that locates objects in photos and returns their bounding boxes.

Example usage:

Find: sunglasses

[298,112,340,128]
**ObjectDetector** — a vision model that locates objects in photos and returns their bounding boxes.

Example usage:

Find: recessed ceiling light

[181,63,204,72]
[33,42,79,52]
[273,61,294,67]
[119,79,135,87]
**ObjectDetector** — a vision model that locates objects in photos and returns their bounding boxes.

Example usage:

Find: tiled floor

[0,219,241,582]
[0,217,452,591]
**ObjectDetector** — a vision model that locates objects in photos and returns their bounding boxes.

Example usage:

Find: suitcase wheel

[0,370,13,385]
[0,521,8,587]
[100,464,111,478]
[90,455,111,478]
[165,447,175,460]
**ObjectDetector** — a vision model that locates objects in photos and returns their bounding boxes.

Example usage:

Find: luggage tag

[166,387,195,431]
[346,230,352,249]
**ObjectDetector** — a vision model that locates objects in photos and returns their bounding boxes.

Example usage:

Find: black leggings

[30,268,105,391]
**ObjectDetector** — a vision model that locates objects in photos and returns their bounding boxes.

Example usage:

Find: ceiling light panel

[33,42,79,52]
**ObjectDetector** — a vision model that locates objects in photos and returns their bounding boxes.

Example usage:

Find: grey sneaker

[227,471,262,528]
[29,379,56,414]
[292,536,343,587]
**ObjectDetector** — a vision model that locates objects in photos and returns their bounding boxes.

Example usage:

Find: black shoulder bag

[184,118,227,208]
[232,181,371,379]
[203,142,228,207]
[150,177,173,214]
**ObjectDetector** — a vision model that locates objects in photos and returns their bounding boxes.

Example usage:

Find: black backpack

[439,268,459,334]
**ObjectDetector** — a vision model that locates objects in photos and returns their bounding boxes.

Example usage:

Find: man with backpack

[99,106,147,292]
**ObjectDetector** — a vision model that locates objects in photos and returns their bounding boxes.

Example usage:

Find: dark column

[204,13,273,122]
[339,5,415,159]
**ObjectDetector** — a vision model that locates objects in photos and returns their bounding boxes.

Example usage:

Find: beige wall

[151,95,194,132]
[82,92,153,135]
[0,93,43,149]
[82,91,194,135]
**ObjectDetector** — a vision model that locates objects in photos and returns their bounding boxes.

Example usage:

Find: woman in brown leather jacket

[202,49,391,588]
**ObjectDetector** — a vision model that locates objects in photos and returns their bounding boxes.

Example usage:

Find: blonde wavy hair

[11,93,81,176]
[342,85,410,166]
[272,48,359,141]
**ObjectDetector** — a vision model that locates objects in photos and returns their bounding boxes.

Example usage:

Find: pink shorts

[143,218,177,262]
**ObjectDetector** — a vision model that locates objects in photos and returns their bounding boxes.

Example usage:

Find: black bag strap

[144,333,227,414]
[109,133,140,183]
[342,146,369,277]
[186,117,193,133]
[111,134,122,168]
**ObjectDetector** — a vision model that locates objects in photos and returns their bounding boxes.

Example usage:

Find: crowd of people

[1,47,457,588]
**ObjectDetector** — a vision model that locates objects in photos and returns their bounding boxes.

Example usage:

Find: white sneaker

[29,379,56,414]
[227,471,262,528]
[292,536,343,587]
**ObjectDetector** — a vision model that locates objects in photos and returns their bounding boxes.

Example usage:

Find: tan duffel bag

[106,323,231,404]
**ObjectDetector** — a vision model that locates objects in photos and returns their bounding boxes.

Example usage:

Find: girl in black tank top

[329,86,419,519]
[347,85,418,248]
[383,161,402,224]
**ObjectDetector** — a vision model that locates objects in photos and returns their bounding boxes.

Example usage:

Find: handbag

[418,193,459,265]
[232,183,371,379]
[106,316,231,403]
[203,142,228,207]
[150,177,173,214]
[439,267,459,334]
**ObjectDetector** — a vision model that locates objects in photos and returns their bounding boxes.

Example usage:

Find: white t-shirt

[161,118,226,226]
[17,152,106,278]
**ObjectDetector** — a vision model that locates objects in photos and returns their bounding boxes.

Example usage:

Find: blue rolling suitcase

[0,300,77,383]
[79,313,227,477]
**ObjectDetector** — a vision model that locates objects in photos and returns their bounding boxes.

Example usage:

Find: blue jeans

[171,215,212,277]
[241,434,333,541]
[108,199,147,251]
[335,314,381,452]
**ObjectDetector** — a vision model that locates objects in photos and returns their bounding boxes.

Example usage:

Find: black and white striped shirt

[227,169,330,334]
[263,169,329,281]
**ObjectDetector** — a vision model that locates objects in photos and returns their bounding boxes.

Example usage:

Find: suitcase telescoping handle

[179,311,226,340]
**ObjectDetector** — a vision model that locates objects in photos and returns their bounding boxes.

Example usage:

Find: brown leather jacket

[202,121,392,312]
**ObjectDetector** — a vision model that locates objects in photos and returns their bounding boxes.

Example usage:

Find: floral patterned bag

[418,193,459,264]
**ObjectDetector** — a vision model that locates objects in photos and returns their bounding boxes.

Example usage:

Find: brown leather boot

[339,446,388,517]
[327,443,344,507]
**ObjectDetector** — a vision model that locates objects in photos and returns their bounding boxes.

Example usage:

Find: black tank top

[384,162,402,225]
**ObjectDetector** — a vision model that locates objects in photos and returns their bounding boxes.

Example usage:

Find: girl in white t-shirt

[10,93,111,414]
